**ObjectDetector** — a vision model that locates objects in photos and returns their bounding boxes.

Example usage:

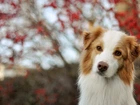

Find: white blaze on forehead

[103,30,125,49]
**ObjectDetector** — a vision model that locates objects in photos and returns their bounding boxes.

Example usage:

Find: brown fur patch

[117,35,140,85]
[125,36,140,61]
[118,59,134,85]
[80,49,95,74]
[80,26,104,74]
[80,35,104,74]
[83,26,104,50]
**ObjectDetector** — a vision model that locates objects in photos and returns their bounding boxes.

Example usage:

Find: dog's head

[80,26,140,85]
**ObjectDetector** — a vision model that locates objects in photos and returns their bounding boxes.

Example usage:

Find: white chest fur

[78,74,136,105]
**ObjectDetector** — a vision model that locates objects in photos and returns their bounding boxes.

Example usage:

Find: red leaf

[71,12,80,21]
[37,26,44,33]
[49,2,57,8]
[35,88,46,95]
[63,0,71,7]
[6,34,11,39]
[109,0,121,3]
[11,2,18,9]
[14,36,21,43]
[9,57,14,62]
[136,34,140,39]
[0,0,4,3]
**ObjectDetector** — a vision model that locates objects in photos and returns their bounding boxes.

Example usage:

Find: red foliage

[0,13,16,20]
[113,1,140,37]
[14,35,26,43]
[35,88,46,96]
[0,0,139,70]
[109,0,122,3]
[11,2,19,9]
[45,94,58,104]
[0,1,140,105]
[9,57,14,63]
[49,1,57,8]
[134,84,140,103]
[0,0,4,3]
[71,12,80,21]
[37,26,44,33]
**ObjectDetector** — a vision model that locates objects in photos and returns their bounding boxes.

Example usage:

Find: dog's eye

[96,46,102,51]
[114,50,122,56]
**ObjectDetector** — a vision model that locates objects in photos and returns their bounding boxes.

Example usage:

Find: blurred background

[0,0,140,105]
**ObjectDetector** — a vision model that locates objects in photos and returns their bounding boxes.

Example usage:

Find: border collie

[78,26,140,105]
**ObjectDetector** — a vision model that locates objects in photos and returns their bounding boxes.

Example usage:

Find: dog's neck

[78,73,136,105]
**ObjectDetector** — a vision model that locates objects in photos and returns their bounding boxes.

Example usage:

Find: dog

[78,26,140,105]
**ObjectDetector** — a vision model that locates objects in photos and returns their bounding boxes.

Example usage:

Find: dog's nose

[97,61,108,72]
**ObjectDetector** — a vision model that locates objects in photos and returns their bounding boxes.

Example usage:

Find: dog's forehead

[102,30,125,49]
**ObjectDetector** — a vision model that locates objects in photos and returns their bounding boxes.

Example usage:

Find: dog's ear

[82,31,92,50]
[82,27,103,50]
[126,36,140,62]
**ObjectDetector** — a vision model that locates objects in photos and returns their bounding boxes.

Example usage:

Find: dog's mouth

[97,71,109,78]
[97,71,105,76]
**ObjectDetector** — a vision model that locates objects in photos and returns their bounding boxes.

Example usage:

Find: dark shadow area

[0,64,79,105]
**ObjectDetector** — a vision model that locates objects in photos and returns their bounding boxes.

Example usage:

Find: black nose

[97,61,108,72]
